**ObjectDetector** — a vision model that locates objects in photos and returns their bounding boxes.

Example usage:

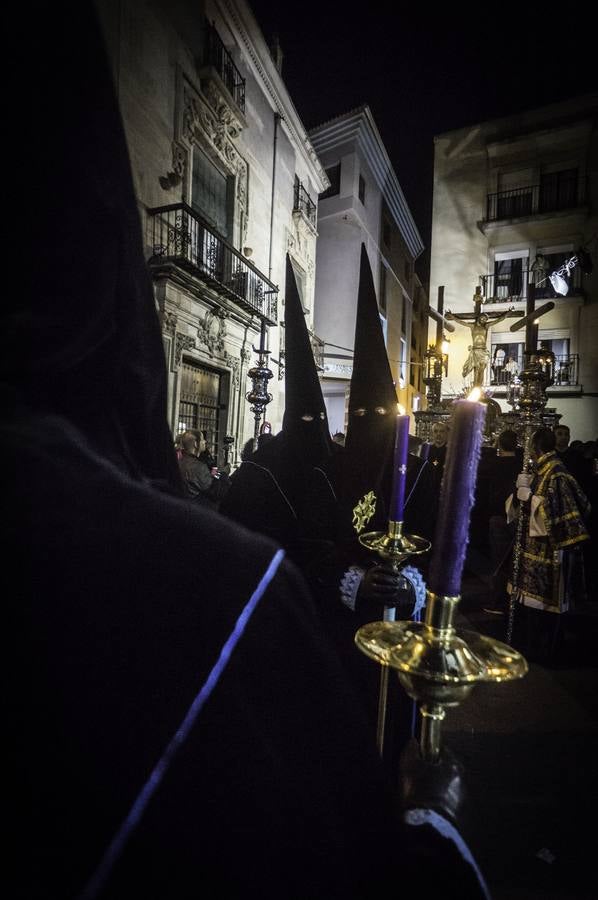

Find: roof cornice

[310,106,424,259]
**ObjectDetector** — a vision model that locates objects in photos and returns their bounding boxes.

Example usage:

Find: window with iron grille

[204,21,246,113]
[293,176,316,225]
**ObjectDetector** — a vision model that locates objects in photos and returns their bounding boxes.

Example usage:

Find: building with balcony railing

[429,94,598,439]
[148,203,278,322]
[309,106,425,432]
[480,263,583,304]
[484,174,588,223]
[97,0,327,464]
[203,20,246,113]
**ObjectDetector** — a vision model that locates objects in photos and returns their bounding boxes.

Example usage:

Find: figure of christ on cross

[445,288,515,387]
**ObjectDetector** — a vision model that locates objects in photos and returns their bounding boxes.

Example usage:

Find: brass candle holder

[355,588,527,761]
[358,519,430,563]
[358,520,430,755]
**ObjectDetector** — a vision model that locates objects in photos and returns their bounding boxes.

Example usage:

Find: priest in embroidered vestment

[508,427,590,615]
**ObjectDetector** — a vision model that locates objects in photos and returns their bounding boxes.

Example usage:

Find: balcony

[276,328,326,380]
[293,179,317,228]
[309,330,325,371]
[203,22,245,114]
[488,354,580,388]
[484,176,587,223]
[481,266,583,304]
[148,203,278,324]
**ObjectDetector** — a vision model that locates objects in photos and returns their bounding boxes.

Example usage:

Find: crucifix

[445,286,516,387]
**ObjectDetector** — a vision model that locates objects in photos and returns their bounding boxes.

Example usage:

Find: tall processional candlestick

[357,413,430,756]
[356,392,527,762]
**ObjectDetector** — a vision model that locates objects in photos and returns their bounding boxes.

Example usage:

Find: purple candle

[428,398,486,596]
[389,414,410,521]
[420,442,431,462]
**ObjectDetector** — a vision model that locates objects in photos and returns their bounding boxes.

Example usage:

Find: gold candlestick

[355,588,527,762]
[358,520,430,755]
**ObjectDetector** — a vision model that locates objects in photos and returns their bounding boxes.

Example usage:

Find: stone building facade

[98,0,326,465]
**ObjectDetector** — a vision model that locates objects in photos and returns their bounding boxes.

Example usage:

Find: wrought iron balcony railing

[293,180,317,226]
[148,203,278,324]
[487,354,579,387]
[481,266,582,303]
[309,330,325,371]
[485,176,587,222]
[204,22,245,113]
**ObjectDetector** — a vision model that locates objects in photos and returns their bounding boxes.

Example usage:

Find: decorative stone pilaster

[174,333,196,368]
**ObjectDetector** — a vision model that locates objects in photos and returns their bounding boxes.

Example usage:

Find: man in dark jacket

[178,430,215,503]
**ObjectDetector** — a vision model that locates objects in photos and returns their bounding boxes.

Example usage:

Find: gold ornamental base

[358,520,430,565]
[357,520,431,755]
[355,590,528,761]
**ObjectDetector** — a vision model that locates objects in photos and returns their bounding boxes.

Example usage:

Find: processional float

[355,392,528,762]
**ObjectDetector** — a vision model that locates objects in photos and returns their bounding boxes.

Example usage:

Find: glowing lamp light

[397,403,406,415]
[441,340,450,355]
[467,387,482,403]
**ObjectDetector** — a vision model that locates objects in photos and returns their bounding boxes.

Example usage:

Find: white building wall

[98,0,327,462]
[429,95,598,441]
[310,107,424,426]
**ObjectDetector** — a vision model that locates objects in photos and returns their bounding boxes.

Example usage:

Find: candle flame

[467,387,482,402]
[397,403,406,415]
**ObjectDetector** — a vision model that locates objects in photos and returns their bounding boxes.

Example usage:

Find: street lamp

[423,337,449,408]
[246,320,273,448]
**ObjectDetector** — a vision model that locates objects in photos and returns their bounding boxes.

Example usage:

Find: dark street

[443,575,598,899]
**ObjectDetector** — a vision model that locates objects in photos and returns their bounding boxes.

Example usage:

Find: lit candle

[388,414,410,522]
[428,397,486,596]
[419,442,430,462]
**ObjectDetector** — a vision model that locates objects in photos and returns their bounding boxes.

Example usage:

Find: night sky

[249,1,598,281]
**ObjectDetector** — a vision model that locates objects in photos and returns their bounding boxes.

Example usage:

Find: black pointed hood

[339,245,398,537]
[6,3,182,495]
[282,255,331,464]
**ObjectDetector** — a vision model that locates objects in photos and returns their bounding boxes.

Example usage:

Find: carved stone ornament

[159,142,188,191]
[197,309,227,356]
[224,352,241,389]
[202,79,244,140]
[241,347,252,363]
[174,333,196,367]
[179,79,248,225]
[161,311,178,335]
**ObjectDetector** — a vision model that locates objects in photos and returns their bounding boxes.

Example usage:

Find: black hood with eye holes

[6,2,183,496]
[338,245,398,539]
[282,255,332,465]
